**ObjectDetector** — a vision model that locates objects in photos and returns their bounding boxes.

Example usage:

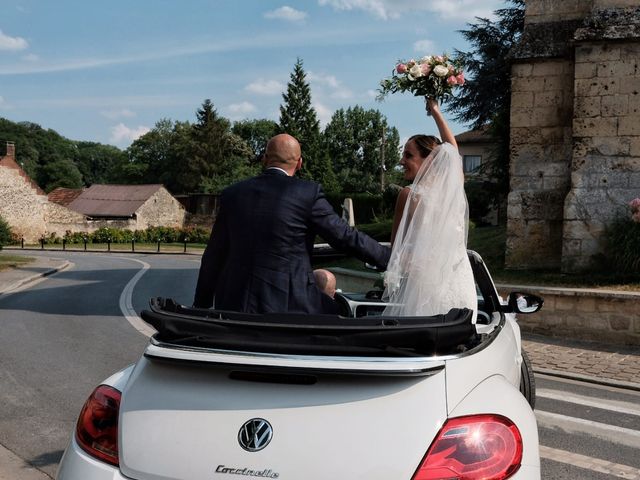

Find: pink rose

[447,75,458,85]
[633,211,640,223]
[396,63,407,74]
[629,197,640,210]
[456,73,465,85]
[420,63,431,75]
[435,55,444,62]
[448,65,455,73]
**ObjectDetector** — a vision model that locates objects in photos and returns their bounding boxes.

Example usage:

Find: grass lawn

[0,252,34,271]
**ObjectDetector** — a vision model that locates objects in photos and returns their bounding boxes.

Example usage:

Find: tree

[232,119,279,160]
[323,106,400,193]
[40,155,84,192]
[447,0,525,204]
[0,215,12,249]
[75,141,127,185]
[278,59,337,190]
[191,99,255,194]
[123,118,177,185]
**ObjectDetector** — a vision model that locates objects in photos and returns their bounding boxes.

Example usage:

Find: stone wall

[0,166,48,242]
[507,0,640,272]
[507,58,574,269]
[562,11,640,271]
[497,285,640,346]
[135,187,186,229]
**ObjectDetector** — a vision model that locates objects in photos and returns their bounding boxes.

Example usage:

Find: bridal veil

[382,142,477,320]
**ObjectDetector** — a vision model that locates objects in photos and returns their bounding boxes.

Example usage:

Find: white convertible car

[56,251,542,480]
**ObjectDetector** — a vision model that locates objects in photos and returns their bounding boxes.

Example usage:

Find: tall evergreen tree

[447,0,525,208]
[278,59,338,191]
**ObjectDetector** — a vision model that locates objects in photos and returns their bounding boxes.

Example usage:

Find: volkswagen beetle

[56,251,542,480]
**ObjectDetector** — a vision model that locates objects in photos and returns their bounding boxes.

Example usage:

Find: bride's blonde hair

[408,134,442,158]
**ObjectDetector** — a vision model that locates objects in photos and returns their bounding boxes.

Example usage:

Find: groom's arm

[310,185,391,269]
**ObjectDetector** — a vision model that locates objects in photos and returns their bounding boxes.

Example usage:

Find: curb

[0,261,70,296]
[533,367,640,392]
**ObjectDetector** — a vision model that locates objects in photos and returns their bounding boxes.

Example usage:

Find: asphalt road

[0,251,638,479]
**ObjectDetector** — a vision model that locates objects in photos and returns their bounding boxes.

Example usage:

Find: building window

[463,155,482,173]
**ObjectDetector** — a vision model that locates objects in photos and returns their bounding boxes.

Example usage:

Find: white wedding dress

[382,143,477,321]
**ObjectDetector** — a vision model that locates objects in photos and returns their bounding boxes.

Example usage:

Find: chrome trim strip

[146,337,446,374]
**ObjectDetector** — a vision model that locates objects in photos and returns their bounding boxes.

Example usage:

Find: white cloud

[413,39,435,53]
[264,6,308,22]
[314,101,333,127]
[308,72,340,89]
[0,96,5,107]
[366,89,378,98]
[227,101,257,115]
[309,72,353,100]
[0,29,28,51]
[100,108,136,120]
[245,79,285,95]
[318,0,499,21]
[110,123,150,145]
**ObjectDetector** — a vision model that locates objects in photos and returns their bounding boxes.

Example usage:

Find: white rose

[433,65,448,77]
[421,55,433,63]
[409,64,422,78]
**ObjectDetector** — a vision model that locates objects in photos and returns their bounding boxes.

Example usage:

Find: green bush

[605,218,640,274]
[464,180,495,225]
[0,216,12,249]
[325,192,384,224]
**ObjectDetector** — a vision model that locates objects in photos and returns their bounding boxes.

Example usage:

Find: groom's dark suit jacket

[193,168,390,314]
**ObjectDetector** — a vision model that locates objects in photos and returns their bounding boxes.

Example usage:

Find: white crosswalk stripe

[539,446,640,479]
[537,388,640,417]
[536,410,640,449]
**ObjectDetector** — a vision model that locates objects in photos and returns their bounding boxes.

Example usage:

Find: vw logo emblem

[238,418,273,452]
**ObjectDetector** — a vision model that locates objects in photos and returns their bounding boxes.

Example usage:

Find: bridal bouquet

[377,54,464,101]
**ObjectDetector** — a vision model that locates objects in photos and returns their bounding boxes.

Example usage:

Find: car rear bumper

[56,437,124,480]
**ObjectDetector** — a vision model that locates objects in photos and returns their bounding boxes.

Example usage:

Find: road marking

[539,445,640,479]
[537,388,640,417]
[536,410,640,448]
[117,257,156,337]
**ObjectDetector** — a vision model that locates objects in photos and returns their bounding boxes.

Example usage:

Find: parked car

[56,251,542,480]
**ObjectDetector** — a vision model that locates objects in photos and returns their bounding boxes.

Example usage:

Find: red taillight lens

[412,414,523,480]
[75,385,121,466]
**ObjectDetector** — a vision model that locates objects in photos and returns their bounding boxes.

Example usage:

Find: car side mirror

[506,292,544,314]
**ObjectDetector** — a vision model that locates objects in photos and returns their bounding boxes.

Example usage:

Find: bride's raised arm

[427,97,457,150]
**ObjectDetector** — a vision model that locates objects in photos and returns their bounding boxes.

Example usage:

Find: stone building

[1,142,185,241]
[50,184,186,230]
[0,142,86,242]
[507,0,640,272]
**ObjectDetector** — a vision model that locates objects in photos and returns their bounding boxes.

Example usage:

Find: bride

[382,98,477,320]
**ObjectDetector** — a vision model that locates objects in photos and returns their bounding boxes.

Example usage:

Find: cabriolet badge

[238,418,273,452]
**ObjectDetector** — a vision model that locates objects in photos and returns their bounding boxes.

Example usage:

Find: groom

[193,133,390,314]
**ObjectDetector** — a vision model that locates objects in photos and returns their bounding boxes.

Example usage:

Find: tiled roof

[48,187,84,206]
[67,184,164,217]
[455,126,492,144]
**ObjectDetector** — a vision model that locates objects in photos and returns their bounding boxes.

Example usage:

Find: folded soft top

[141,298,477,357]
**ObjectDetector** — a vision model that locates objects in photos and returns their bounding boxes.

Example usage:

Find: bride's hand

[425,97,440,116]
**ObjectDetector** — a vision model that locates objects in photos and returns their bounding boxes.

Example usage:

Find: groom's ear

[295,156,303,172]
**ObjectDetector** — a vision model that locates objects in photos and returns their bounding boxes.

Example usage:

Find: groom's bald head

[264,134,302,175]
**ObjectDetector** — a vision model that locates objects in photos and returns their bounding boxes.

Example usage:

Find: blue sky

[0,0,504,149]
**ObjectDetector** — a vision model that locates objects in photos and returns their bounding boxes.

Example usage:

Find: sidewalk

[0,254,639,479]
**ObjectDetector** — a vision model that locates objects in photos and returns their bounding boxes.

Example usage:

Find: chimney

[6,142,15,158]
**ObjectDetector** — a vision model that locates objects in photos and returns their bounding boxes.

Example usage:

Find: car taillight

[75,385,121,466]
[412,414,523,480]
